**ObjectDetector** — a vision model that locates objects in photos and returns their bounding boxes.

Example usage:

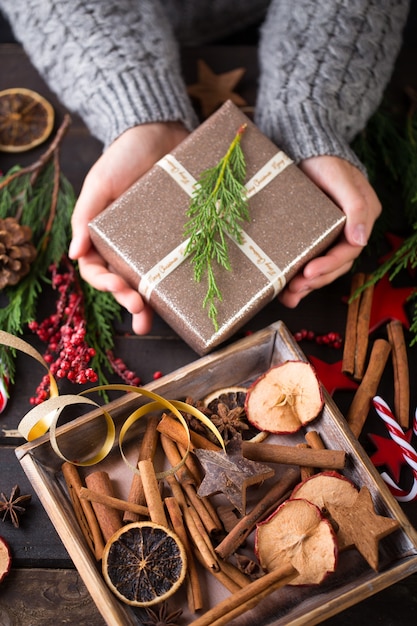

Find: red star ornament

[369,274,414,332]
[368,430,413,483]
[308,356,358,396]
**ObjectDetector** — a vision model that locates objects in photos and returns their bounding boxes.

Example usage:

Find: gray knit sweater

[0,0,410,172]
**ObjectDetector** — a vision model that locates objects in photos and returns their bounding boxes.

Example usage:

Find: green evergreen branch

[0,123,124,394]
[184,123,249,330]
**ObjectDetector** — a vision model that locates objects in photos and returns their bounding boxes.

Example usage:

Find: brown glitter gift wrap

[89,101,345,355]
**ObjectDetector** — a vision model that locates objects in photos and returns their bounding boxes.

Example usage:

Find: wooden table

[1,42,417,625]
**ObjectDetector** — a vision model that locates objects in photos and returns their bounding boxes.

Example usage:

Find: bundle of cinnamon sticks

[342,272,410,438]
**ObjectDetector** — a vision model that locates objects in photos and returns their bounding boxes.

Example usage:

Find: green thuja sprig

[184,123,249,330]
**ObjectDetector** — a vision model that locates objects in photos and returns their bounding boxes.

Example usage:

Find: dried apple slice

[291,471,359,549]
[255,498,338,585]
[245,361,324,434]
[0,536,12,583]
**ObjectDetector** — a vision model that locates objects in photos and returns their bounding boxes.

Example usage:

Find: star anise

[0,485,32,528]
[143,602,183,626]
[177,396,216,440]
[210,402,249,442]
[234,553,263,580]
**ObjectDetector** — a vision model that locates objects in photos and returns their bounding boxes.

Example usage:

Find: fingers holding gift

[77,248,153,334]
[278,244,354,308]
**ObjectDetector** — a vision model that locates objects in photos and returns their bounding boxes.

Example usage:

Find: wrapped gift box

[89,101,345,354]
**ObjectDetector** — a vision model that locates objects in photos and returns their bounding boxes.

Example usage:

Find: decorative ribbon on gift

[0,330,225,475]
[373,395,417,502]
[138,150,293,302]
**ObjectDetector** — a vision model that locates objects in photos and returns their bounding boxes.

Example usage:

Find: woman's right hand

[69,121,190,334]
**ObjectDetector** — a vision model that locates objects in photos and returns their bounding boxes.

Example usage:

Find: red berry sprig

[28,259,98,404]
[293,329,343,350]
[106,350,141,387]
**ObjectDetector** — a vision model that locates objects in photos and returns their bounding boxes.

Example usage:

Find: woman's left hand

[278,155,381,307]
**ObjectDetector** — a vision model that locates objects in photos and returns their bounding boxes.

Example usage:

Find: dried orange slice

[0,87,54,152]
[102,521,187,607]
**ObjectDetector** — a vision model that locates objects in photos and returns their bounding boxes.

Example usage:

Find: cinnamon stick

[182,505,219,572]
[79,487,149,517]
[299,431,326,479]
[157,412,220,451]
[342,272,373,381]
[305,430,326,450]
[192,548,242,594]
[190,562,297,626]
[165,496,203,612]
[387,320,410,429]
[161,434,222,534]
[177,441,203,486]
[297,443,315,480]
[123,414,159,523]
[84,470,122,543]
[61,462,105,560]
[138,458,168,527]
[215,467,300,559]
[342,272,366,376]
[242,441,346,469]
[347,338,392,439]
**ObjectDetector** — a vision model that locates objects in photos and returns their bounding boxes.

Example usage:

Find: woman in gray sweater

[0,0,410,333]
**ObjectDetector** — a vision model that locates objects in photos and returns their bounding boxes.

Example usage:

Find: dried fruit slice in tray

[291,471,359,549]
[102,521,187,607]
[255,498,338,585]
[202,385,267,442]
[245,360,324,434]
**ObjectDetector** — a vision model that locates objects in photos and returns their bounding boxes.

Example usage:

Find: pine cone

[0,216,37,289]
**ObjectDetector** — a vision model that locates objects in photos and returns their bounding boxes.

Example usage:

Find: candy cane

[0,366,9,414]
[373,396,417,502]
[414,406,417,438]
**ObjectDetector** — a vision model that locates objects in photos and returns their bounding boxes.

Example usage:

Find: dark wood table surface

[1,40,417,625]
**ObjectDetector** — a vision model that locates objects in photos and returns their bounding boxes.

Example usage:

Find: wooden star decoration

[187,59,247,118]
[369,274,414,332]
[194,436,274,514]
[308,356,359,396]
[329,486,399,570]
[368,430,413,483]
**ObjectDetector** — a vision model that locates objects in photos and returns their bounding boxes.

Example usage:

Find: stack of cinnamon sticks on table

[343,272,410,438]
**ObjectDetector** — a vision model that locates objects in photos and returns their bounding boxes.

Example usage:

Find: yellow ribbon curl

[0,331,224,472]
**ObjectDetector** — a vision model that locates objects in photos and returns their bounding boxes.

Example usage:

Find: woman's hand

[69,121,189,333]
[278,155,381,307]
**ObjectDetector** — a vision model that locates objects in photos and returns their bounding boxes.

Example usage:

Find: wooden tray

[15,321,417,625]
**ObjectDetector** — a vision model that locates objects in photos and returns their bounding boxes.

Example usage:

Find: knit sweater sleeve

[0,0,198,148]
[255,0,410,171]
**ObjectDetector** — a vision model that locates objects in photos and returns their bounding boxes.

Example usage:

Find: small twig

[41,147,61,248]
